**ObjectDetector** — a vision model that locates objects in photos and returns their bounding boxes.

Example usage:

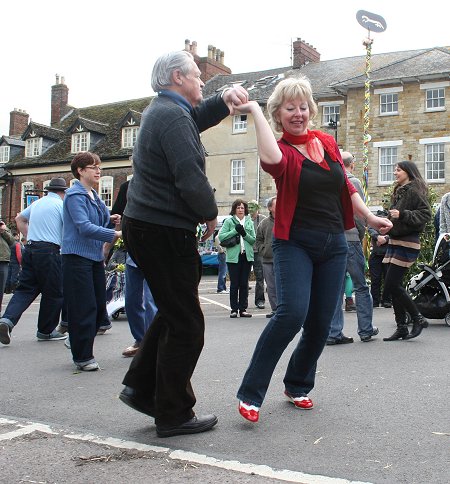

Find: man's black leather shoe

[326,335,354,345]
[119,386,155,417]
[156,414,218,438]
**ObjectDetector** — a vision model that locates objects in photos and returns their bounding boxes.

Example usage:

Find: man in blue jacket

[118,50,248,437]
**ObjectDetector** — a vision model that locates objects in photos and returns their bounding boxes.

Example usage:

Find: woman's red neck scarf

[281,130,338,171]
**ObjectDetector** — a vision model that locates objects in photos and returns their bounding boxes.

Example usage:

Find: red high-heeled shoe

[284,390,314,409]
[238,401,260,422]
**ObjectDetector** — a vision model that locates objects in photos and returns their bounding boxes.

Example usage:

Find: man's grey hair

[267,196,277,209]
[341,151,354,168]
[151,51,195,92]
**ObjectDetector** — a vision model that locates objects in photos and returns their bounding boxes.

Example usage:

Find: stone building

[0,39,448,222]
[201,40,450,214]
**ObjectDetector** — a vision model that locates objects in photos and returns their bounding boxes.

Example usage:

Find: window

[21,182,35,210]
[43,180,51,190]
[126,174,133,181]
[425,143,445,182]
[232,115,247,134]
[122,127,139,148]
[426,88,445,111]
[99,176,113,209]
[0,146,10,163]
[378,147,398,184]
[380,93,398,115]
[322,105,340,125]
[71,132,90,153]
[421,82,448,112]
[25,137,42,157]
[231,159,245,193]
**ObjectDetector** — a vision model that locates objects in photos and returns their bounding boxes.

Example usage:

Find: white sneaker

[76,361,99,371]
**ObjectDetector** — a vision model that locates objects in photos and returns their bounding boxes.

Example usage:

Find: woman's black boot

[405,315,428,339]
[383,324,409,341]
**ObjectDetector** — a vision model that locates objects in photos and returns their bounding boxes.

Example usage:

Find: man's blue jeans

[216,252,227,292]
[125,261,157,344]
[237,228,347,407]
[329,241,374,339]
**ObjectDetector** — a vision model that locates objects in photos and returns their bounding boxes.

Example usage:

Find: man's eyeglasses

[85,165,102,171]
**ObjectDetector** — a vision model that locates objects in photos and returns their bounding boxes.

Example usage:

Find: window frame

[420,81,448,113]
[424,143,445,183]
[322,104,340,126]
[373,140,403,185]
[99,175,113,210]
[0,145,10,163]
[25,137,42,158]
[71,132,90,153]
[232,114,248,134]
[425,88,445,112]
[21,182,35,210]
[230,159,245,194]
[379,93,399,116]
[122,126,139,148]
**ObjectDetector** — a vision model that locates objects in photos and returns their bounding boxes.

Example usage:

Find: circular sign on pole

[356,10,387,33]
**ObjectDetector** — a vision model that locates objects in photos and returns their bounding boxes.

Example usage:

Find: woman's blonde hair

[267,76,318,133]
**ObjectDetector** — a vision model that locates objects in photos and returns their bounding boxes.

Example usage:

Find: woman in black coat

[383,161,431,341]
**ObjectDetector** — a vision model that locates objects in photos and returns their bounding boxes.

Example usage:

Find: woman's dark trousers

[383,262,419,324]
[227,253,252,312]
[62,255,107,364]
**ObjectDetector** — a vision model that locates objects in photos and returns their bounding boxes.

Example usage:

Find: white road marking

[0,419,372,484]
[200,296,231,310]
[0,422,57,440]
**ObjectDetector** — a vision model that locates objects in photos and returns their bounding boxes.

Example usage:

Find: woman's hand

[110,214,121,226]
[389,209,400,219]
[235,224,247,237]
[368,213,393,235]
[222,86,249,115]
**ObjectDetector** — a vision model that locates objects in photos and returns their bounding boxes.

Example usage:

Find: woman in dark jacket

[383,161,432,341]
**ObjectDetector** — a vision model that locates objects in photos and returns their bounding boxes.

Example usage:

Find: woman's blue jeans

[237,228,348,407]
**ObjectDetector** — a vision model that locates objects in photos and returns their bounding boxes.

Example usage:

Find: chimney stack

[51,74,69,126]
[292,38,320,68]
[9,108,29,137]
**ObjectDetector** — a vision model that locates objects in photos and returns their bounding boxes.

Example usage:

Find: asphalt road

[0,275,449,484]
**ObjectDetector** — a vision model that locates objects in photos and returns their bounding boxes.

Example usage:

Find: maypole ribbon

[362,37,373,206]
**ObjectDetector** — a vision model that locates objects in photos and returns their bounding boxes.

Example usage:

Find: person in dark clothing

[368,223,391,308]
[118,50,249,437]
[5,233,23,294]
[382,161,431,341]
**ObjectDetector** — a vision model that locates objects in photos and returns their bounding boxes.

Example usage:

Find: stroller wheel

[112,310,121,320]
[445,313,450,327]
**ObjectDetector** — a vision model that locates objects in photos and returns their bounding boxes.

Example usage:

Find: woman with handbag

[382,161,431,341]
[219,199,256,318]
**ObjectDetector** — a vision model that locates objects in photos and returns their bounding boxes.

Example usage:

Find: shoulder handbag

[220,218,240,248]
[220,234,240,248]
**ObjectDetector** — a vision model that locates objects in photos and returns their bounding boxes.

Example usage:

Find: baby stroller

[105,243,126,320]
[406,233,450,327]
